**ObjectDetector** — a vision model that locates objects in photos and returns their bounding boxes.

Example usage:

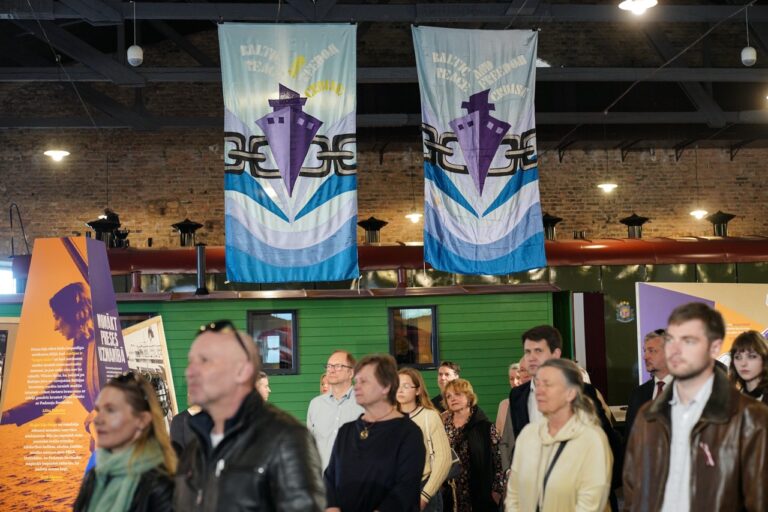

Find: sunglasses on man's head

[198,320,250,356]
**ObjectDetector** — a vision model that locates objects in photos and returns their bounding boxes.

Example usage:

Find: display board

[0,238,128,510]
[636,282,768,384]
[0,317,20,412]
[122,316,178,428]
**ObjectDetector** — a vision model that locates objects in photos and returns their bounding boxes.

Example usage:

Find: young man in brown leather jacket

[623,303,768,512]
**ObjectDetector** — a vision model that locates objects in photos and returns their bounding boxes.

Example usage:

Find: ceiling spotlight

[690,209,708,220]
[618,0,657,16]
[405,212,423,224]
[597,183,618,193]
[44,149,70,161]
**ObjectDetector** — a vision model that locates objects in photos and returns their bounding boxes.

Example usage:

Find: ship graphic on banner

[449,89,511,196]
[219,24,359,283]
[256,84,324,198]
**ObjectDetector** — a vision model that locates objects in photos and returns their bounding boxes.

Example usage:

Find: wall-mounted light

[618,0,657,16]
[44,149,70,161]
[597,182,618,193]
[690,209,708,220]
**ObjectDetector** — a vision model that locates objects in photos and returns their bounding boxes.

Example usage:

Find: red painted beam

[10,236,768,279]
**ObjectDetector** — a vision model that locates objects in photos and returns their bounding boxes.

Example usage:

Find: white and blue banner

[219,24,358,283]
[412,26,546,275]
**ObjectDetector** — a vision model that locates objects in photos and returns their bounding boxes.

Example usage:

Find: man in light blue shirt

[307,350,364,469]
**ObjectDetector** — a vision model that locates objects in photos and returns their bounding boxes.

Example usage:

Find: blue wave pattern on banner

[413,26,546,275]
[225,173,290,222]
[424,202,543,262]
[424,161,478,218]
[219,24,359,283]
[226,243,359,284]
[226,214,357,268]
[296,173,357,221]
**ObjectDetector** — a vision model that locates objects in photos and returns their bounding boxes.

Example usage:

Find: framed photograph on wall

[248,311,299,375]
[389,306,439,369]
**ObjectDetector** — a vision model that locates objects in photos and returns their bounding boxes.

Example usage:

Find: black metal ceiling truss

[3,2,768,24]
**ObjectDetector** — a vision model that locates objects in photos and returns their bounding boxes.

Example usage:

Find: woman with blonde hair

[441,378,504,512]
[505,359,612,512]
[74,371,176,512]
[729,330,768,404]
[397,368,451,511]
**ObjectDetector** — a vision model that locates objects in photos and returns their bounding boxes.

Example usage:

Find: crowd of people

[72,301,768,511]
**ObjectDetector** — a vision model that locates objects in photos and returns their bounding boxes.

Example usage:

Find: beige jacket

[505,410,612,512]
[409,406,452,501]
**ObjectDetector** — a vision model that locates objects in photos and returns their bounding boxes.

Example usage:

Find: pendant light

[127,1,143,67]
[689,147,708,220]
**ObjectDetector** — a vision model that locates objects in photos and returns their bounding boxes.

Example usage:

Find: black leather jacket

[174,391,325,512]
[74,466,173,512]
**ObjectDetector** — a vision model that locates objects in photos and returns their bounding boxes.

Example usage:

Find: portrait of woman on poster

[729,330,768,405]
[505,359,612,512]
[1,282,101,426]
[74,371,176,512]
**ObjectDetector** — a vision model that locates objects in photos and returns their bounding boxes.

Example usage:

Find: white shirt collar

[669,373,714,407]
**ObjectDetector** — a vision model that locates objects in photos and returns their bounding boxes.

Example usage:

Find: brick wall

[1,129,766,258]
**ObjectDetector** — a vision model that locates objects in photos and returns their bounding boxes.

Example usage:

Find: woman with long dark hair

[729,330,768,404]
[74,371,176,512]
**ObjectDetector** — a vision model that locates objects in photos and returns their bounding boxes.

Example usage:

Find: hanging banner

[122,316,178,429]
[0,238,129,510]
[412,27,546,275]
[219,24,359,283]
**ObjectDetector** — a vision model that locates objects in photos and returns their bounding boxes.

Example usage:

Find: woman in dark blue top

[324,354,425,512]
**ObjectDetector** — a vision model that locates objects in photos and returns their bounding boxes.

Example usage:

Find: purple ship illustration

[449,89,511,196]
[256,84,323,197]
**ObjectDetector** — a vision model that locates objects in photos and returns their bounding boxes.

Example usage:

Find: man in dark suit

[508,325,623,509]
[624,329,671,437]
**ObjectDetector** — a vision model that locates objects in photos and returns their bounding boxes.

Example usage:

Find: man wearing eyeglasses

[307,350,364,470]
[175,321,325,511]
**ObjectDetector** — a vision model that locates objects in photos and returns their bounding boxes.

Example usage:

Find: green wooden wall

[0,292,552,422]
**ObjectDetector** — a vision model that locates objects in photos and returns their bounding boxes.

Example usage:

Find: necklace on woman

[360,407,395,440]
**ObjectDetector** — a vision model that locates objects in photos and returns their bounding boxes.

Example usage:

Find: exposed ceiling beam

[2,3,766,23]
[2,66,767,83]
[644,27,726,128]
[74,83,155,130]
[4,110,768,130]
[13,20,146,86]
[58,0,122,25]
[148,20,216,67]
[283,0,315,21]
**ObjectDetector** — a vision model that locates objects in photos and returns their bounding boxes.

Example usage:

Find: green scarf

[86,440,165,512]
